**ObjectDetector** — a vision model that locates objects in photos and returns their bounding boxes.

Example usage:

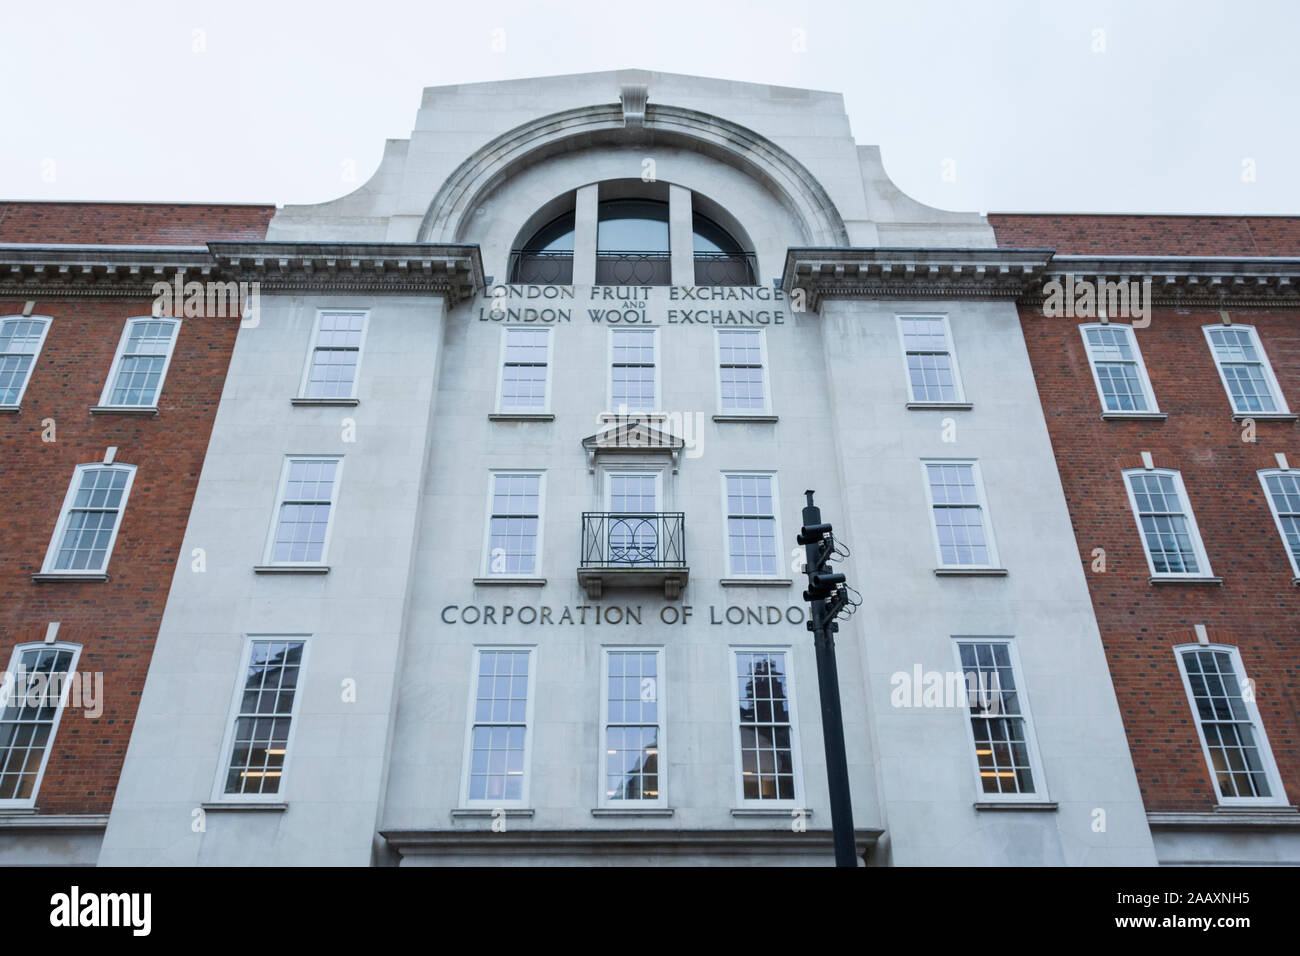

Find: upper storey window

[692,213,755,285]
[597,199,670,285]
[510,212,575,284]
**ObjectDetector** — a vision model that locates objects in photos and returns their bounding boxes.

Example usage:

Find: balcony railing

[509,250,574,284]
[578,511,687,599]
[693,252,757,286]
[595,251,672,286]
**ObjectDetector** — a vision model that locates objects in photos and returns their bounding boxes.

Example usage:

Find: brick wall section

[989,214,1300,257]
[0,298,242,813]
[0,202,275,245]
[993,212,1300,811]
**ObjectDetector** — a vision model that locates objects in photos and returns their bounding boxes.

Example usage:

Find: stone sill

[720,578,792,587]
[89,405,158,415]
[934,568,1008,577]
[1149,575,1223,586]
[731,807,810,817]
[253,564,330,575]
[1100,411,1167,421]
[1148,807,1300,828]
[291,397,359,407]
[451,808,535,819]
[31,572,108,583]
[472,577,546,587]
[1232,412,1297,421]
[591,808,675,817]
[906,402,973,411]
[712,414,778,423]
[200,802,288,813]
[0,813,109,830]
[489,412,554,421]
[0,405,19,414]
[974,801,1058,812]
[599,412,666,422]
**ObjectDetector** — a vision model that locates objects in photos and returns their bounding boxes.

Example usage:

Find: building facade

[0,202,274,864]
[92,71,1156,866]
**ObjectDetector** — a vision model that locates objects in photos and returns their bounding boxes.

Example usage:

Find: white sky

[2,0,1296,215]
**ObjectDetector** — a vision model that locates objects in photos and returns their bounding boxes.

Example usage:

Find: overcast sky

[2,0,1295,215]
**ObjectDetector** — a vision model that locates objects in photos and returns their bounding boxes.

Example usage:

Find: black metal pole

[802,491,857,867]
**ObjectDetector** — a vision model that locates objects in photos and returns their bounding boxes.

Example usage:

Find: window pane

[224,641,303,795]
[1181,649,1272,799]
[959,642,1036,795]
[736,652,794,801]
[0,648,75,800]
[469,651,530,801]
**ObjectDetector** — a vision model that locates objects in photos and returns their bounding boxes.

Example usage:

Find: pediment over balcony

[582,419,685,472]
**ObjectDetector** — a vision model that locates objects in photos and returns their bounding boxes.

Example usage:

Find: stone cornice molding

[0,241,483,302]
[782,247,1054,310]
[418,102,850,247]
[782,248,1300,311]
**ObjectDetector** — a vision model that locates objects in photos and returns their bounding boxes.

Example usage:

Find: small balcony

[693,252,757,286]
[509,250,574,284]
[578,511,687,600]
[595,251,672,286]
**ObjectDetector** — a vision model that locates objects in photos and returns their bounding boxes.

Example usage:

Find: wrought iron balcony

[578,511,687,600]
[509,250,574,284]
[693,252,757,286]
[595,251,672,286]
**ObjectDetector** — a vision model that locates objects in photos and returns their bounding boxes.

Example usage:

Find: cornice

[781,247,1055,310]
[0,241,484,303]
[782,247,1300,310]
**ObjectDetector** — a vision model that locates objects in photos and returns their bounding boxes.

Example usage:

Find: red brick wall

[990,214,1300,257]
[0,298,241,813]
[0,202,275,245]
[1016,303,1300,811]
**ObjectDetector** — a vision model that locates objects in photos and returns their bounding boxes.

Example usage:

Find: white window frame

[920,459,1001,570]
[40,462,138,576]
[480,470,546,578]
[495,326,553,415]
[297,309,369,400]
[1078,322,1160,414]
[97,316,181,409]
[714,328,772,416]
[950,636,1049,803]
[1174,643,1287,807]
[599,646,667,809]
[0,314,52,409]
[460,645,537,809]
[1121,467,1214,579]
[1202,324,1290,415]
[719,471,784,580]
[1258,469,1300,577]
[261,455,344,567]
[730,645,804,808]
[211,635,310,804]
[606,326,661,414]
[0,641,82,808]
[896,313,966,405]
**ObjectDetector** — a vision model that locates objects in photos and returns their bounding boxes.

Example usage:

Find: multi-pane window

[723,473,779,576]
[609,329,657,412]
[923,461,998,568]
[0,316,50,406]
[607,473,659,566]
[0,643,79,804]
[498,327,551,413]
[954,640,1043,798]
[899,315,963,403]
[716,329,769,413]
[302,310,366,399]
[465,649,532,804]
[42,463,137,574]
[1259,470,1300,576]
[602,649,662,804]
[265,458,342,565]
[1123,469,1211,577]
[486,472,543,575]
[220,639,305,797]
[1080,323,1159,413]
[1177,646,1283,804]
[733,650,798,802]
[100,317,180,407]
[1203,325,1289,414]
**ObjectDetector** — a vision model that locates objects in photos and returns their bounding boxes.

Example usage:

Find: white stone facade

[99,70,1157,866]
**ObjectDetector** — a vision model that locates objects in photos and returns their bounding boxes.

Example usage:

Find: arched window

[692,213,754,285]
[596,200,671,285]
[511,212,575,283]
